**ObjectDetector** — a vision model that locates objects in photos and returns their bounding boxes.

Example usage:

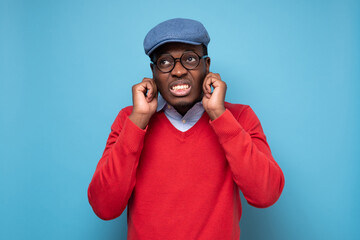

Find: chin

[163,90,203,109]
[172,95,202,109]
[173,100,194,109]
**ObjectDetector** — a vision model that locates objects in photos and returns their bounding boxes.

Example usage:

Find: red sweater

[88,103,284,240]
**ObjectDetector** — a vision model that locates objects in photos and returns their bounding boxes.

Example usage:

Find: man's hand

[129,78,158,129]
[202,72,227,121]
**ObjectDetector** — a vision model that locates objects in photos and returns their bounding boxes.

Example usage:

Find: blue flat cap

[144,18,210,56]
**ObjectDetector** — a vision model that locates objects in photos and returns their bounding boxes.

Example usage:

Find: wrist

[207,107,226,121]
[129,112,152,129]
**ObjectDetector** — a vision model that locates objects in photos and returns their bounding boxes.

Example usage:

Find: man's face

[151,42,210,115]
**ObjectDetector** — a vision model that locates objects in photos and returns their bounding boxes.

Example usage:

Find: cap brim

[147,39,202,56]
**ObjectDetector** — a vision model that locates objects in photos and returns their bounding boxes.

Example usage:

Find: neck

[173,104,193,116]
[174,95,204,116]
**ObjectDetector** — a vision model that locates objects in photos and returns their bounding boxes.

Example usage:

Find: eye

[185,56,196,63]
[182,52,199,65]
[157,56,173,67]
[159,59,170,66]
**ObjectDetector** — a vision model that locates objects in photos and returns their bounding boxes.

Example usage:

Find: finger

[144,82,155,102]
[202,81,211,98]
[140,78,154,98]
[203,74,213,97]
[208,73,223,89]
[203,74,219,94]
[133,82,147,95]
[144,79,158,102]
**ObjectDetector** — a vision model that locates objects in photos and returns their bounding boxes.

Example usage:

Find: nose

[171,59,188,77]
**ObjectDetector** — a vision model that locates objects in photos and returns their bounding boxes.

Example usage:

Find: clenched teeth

[171,85,189,90]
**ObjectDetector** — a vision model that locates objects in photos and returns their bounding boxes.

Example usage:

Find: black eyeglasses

[151,51,208,73]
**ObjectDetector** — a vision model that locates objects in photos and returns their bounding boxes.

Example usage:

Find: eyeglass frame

[151,51,209,73]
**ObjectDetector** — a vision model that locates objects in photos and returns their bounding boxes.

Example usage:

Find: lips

[169,80,192,97]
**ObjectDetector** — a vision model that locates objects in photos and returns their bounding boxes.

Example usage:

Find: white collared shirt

[156,94,205,132]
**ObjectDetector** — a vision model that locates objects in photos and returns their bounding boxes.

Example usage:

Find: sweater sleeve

[88,108,146,220]
[210,106,284,208]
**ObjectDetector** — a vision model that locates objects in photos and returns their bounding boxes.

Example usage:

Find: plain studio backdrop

[0,0,359,239]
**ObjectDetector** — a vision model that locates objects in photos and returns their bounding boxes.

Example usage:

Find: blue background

[1,0,359,239]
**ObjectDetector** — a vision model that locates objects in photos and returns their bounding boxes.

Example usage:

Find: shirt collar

[156,94,204,120]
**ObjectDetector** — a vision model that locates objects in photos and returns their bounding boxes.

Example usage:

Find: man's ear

[150,63,155,74]
[205,57,211,74]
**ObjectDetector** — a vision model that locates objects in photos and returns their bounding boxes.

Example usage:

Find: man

[88,18,284,240]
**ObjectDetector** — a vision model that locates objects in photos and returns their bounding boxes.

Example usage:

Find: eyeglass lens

[156,52,200,73]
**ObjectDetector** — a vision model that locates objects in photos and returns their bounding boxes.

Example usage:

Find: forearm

[210,108,284,208]
[88,114,146,220]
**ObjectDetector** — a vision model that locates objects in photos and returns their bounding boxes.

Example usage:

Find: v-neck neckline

[156,110,209,138]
